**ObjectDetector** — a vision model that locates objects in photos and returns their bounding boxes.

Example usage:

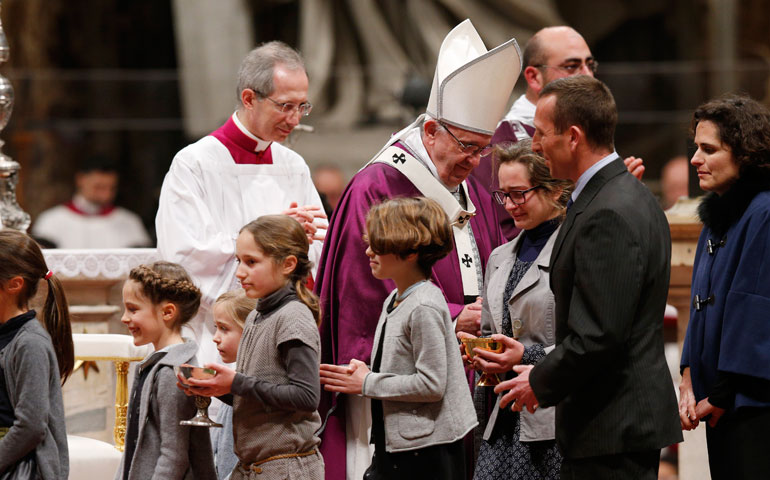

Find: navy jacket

[682,187,770,411]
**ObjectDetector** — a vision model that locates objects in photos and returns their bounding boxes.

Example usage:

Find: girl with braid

[179,215,324,480]
[117,261,215,480]
[0,230,73,479]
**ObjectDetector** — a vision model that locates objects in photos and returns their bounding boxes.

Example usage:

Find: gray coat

[115,340,216,480]
[0,317,68,479]
[362,282,477,452]
[480,227,560,442]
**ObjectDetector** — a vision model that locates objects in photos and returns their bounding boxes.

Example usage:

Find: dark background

[2,0,769,242]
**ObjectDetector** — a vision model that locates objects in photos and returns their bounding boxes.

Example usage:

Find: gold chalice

[175,364,223,428]
[461,337,504,387]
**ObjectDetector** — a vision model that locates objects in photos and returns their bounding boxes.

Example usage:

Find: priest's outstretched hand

[455,297,482,336]
[624,156,645,180]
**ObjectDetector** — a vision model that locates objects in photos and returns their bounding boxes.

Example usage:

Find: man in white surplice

[156,41,326,366]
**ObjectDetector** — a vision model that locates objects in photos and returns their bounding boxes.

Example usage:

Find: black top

[0,310,37,427]
[517,217,560,263]
[370,294,398,451]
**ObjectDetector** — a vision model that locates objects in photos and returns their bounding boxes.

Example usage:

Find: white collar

[72,194,105,215]
[232,112,272,152]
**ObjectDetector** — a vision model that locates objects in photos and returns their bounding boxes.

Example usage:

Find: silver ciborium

[175,364,223,428]
[0,1,30,232]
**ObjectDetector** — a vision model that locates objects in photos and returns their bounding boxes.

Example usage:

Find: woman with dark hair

[462,139,572,480]
[679,94,770,479]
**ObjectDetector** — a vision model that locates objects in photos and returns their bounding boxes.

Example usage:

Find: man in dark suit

[494,75,682,479]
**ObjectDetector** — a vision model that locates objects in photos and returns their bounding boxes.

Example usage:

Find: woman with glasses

[679,95,770,479]
[460,139,572,480]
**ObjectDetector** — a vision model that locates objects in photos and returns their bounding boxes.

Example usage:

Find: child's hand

[456,331,477,366]
[181,363,236,397]
[320,359,370,395]
[472,334,524,374]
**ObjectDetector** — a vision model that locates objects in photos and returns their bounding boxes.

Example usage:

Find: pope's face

[424,121,492,188]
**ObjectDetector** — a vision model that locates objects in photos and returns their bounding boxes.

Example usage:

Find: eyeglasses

[537,59,598,75]
[492,186,542,205]
[440,122,494,157]
[259,93,313,117]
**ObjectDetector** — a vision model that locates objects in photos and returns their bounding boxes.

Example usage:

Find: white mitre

[426,19,522,135]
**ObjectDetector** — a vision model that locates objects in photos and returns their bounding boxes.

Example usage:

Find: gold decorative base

[477,372,501,387]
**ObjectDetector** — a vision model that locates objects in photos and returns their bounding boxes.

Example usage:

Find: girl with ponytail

[0,229,73,479]
[179,215,324,479]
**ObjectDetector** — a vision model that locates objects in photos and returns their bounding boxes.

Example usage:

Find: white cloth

[345,396,374,480]
[499,93,536,142]
[32,200,150,249]
[155,127,325,368]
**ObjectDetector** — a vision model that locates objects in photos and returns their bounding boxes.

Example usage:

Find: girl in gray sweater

[320,197,478,480]
[117,261,215,480]
[0,229,74,479]
[179,215,324,480]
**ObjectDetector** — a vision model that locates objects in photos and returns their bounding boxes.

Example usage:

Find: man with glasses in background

[473,26,644,239]
[156,41,326,369]
[314,20,521,480]
[497,26,598,144]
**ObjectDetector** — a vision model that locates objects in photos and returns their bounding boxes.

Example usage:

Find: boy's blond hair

[365,197,454,277]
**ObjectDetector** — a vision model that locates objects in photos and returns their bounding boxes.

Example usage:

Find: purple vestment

[315,156,505,480]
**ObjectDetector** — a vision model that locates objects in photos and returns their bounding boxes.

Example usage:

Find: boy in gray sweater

[320,197,477,479]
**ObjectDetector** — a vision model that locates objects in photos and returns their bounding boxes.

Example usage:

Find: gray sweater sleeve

[230,339,320,412]
[0,338,53,472]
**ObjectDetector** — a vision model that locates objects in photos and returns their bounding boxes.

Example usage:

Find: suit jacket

[529,157,682,459]
[480,225,559,442]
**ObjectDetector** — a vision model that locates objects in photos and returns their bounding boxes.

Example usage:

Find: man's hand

[678,367,699,430]
[494,365,538,413]
[455,298,482,336]
[282,201,328,243]
[472,334,524,374]
[624,156,645,180]
[176,363,236,398]
[319,359,370,395]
